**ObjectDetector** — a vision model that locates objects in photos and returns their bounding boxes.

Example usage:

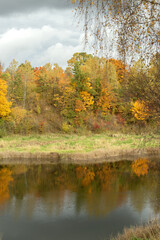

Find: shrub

[62,122,73,133]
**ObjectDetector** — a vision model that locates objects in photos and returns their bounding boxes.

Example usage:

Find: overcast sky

[0,0,85,69]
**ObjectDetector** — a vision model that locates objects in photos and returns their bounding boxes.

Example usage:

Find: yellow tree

[131,100,149,121]
[0,79,12,118]
[97,84,116,114]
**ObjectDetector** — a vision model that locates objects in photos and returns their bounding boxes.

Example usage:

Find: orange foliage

[33,67,47,82]
[97,86,115,114]
[108,59,126,83]
[132,158,149,177]
[75,99,86,112]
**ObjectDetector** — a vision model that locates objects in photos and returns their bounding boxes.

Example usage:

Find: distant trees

[0,51,159,134]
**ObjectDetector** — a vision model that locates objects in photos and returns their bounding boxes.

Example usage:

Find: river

[0,159,159,240]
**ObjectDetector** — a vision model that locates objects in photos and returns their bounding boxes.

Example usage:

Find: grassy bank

[111,221,160,240]
[0,133,159,154]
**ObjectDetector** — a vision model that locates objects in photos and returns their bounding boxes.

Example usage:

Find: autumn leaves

[0,52,159,134]
[0,79,12,118]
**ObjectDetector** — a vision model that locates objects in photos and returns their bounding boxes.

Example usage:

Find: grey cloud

[0,0,73,16]
[0,9,77,34]
[0,25,82,69]
[0,1,82,69]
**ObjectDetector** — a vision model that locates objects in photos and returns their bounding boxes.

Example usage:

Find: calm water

[0,160,160,240]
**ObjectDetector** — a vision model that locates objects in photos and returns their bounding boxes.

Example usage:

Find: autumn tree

[131,100,149,121]
[18,61,35,109]
[7,69,24,106]
[67,52,93,74]
[7,59,19,78]
[6,60,35,109]
[0,79,12,118]
[97,85,116,114]
[72,54,120,113]
[122,58,160,120]
[108,59,126,84]
[147,53,160,118]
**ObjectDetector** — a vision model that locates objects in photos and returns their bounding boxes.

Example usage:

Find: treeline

[0,52,159,135]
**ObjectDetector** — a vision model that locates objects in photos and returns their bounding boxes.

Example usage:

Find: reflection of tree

[0,168,13,205]
[96,164,115,191]
[76,166,95,187]
[83,189,127,217]
[6,161,160,219]
[132,158,149,177]
[75,164,128,216]
[128,169,160,215]
[147,174,160,215]
[129,185,148,213]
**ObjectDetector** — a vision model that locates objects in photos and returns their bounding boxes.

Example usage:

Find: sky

[0,0,85,70]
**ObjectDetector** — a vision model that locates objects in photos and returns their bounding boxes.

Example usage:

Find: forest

[0,52,159,135]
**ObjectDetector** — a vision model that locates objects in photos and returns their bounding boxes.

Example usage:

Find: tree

[67,52,93,74]
[108,59,126,84]
[122,57,160,120]
[7,59,19,77]
[0,79,12,118]
[96,85,116,114]
[131,100,149,121]
[103,61,119,89]
[6,69,24,106]
[72,0,160,61]
[18,61,35,109]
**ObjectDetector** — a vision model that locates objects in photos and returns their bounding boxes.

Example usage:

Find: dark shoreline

[0,147,160,164]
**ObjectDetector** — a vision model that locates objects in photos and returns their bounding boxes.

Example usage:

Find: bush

[62,122,73,133]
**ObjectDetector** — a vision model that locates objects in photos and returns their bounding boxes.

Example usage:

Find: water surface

[0,159,160,240]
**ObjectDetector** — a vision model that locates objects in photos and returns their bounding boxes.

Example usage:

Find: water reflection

[0,159,159,239]
[132,158,149,176]
[0,168,13,206]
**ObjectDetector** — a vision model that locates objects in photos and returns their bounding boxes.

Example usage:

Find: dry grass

[0,133,159,154]
[111,221,160,240]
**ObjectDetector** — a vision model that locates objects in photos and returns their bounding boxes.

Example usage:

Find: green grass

[0,133,159,154]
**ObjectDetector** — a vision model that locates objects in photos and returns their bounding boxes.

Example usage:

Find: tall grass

[111,221,160,240]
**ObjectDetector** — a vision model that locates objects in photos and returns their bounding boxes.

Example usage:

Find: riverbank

[0,147,160,164]
[111,220,160,240]
[0,133,159,164]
